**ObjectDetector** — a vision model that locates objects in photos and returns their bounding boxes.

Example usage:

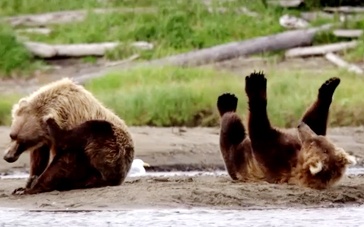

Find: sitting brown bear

[16,116,121,194]
[3,78,134,195]
[217,72,356,190]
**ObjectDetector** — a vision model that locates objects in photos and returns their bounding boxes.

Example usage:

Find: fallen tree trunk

[285,41,358,58]
[325,52,363,75]
[24,41,153,58]
[4,7,157,27]
[323,6,364,14]
[333,29,363,38]
[74,25,332,84]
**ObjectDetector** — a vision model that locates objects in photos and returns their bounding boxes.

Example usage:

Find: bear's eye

[9,133,17,140]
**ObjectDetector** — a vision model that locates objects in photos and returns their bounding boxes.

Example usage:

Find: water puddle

[1,206,364,226]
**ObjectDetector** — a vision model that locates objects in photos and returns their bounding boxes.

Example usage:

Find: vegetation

[0,0,363,128]
[0,0,363,76]
[82,65,364,128]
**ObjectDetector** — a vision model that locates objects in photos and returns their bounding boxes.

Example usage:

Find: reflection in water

[1,206,364,226]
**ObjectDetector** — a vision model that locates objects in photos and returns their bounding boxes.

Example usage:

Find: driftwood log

[333,29,363,38]
[74,25,332,84]
[285,41,358,58]
[323,7,364,14]
[4,7,157,27]
[325,52,363,75]
[24,41,153,58]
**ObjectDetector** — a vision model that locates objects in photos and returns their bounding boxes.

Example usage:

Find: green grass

[0,24,42,77]
[0,94,22,125]
[0,66,364,128]
[81,66,364,128]
[1,0,363,76]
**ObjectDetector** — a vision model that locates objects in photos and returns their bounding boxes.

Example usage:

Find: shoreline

[0,126,364,210]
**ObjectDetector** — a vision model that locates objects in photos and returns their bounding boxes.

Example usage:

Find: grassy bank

[81,65,364,128]
[1,0,363,76]
[0,65,363,128]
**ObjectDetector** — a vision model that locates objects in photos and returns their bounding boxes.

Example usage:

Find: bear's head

[297,122,356,187]
[3,98,50,163]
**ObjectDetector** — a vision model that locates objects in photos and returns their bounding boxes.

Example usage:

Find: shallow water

[2,167,364,180]
[1,206,364,226]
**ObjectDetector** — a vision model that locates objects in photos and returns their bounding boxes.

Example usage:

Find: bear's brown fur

[217,72,356,190]
[3,78,134,195]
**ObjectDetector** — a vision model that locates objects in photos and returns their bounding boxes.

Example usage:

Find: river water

[1,206,364,226]
[1,168,364,226]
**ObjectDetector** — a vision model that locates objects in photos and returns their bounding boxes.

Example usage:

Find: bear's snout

[3,153,18,163]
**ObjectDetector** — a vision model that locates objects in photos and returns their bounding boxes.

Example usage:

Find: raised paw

[245,71,267,99]
[217,93,238,116]
[318,77,340,101]
[12,187,26,196]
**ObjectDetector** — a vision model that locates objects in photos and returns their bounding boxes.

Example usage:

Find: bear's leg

[300,77,340,136]
[13,151,98,195]
[27,145,50,188]
[245,71,275,139]
[217,93,247,180]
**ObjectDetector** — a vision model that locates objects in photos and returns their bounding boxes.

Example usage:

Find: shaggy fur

[3,78,134,195]
[217,72,356,190]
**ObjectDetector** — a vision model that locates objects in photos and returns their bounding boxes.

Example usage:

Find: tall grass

[83,66,364,128]
[0,24,39,77]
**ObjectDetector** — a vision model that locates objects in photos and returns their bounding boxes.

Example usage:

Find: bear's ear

[346,155,357,166]
[297,122,317,142]
[11,98,28,117]
[335,147,357,166]
[309,160,323,175]
[42,114,54,124]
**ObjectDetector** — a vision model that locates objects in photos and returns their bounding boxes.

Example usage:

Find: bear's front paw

[12,187,26,196]
[245,71,267,99]
[318,77,340,101]
[217,93,238,116]
[25,175,38,189]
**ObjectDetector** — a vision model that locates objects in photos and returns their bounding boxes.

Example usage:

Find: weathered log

[23,41,153,58]
[323,6,364,14]
[74,25,332,84]
[4,7,157,27]
[267,0,303,7]
[333,29,363,38]
[325,52,363,74]
[285,41,358,58]
[16,28,52,35]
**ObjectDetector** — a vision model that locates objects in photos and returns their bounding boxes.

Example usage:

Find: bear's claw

[217,93,238,116]
[318,77,340,101]
[245,71,267,99]
[12,187,26,195]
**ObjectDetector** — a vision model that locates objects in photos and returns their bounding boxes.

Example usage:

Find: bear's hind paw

[245,71,267,99]
[318,77,340,100]
[217,93,238,116]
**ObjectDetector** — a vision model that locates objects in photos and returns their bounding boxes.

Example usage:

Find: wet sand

[0,126,364,210]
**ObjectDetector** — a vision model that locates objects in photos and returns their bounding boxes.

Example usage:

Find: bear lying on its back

[3,78,134,195]
[217,72,356,190]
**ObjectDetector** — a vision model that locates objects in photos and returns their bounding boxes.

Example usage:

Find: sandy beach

[0,126,363,210]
